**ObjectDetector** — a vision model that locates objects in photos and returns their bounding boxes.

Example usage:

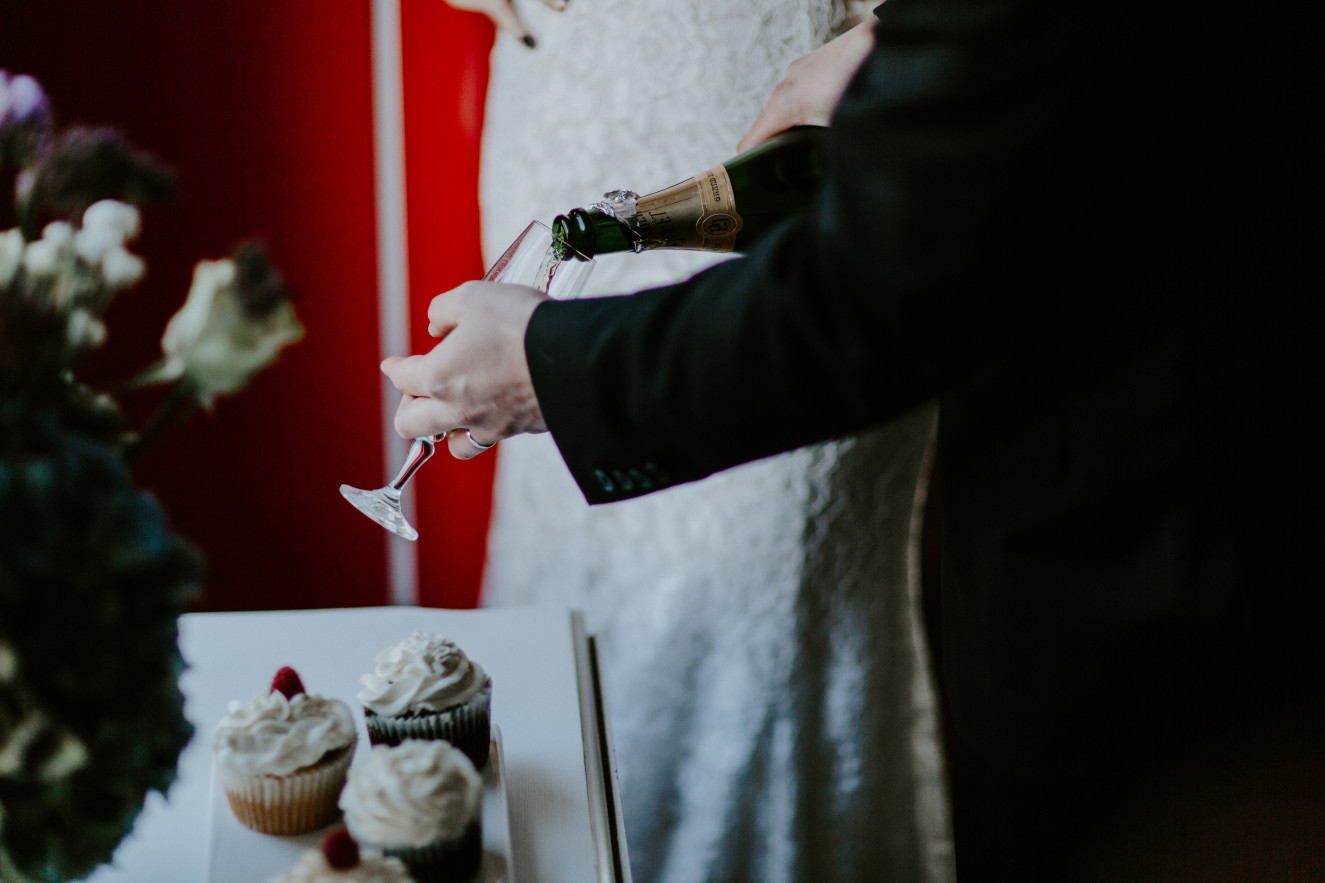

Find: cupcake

[357,632,491,767]
[213,666,358,835]
[339,740,483,883]
[268,829,415,882]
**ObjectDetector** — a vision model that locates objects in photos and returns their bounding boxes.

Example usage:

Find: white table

[83,606,629,883]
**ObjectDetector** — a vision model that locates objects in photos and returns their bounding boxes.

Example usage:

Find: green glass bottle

[552,126,825,261]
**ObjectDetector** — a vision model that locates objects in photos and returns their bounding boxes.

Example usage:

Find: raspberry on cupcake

[267,829,415,882]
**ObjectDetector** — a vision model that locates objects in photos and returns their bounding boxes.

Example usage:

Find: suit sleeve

[524,0,1108,504]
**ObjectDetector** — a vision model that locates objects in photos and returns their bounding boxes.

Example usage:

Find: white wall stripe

[371,0,418,606]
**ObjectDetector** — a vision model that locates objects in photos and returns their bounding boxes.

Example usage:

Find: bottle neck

[551,127,824,260]
[552,207,640,261]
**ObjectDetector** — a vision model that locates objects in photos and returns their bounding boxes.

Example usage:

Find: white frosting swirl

[267,849,413,883]
[357,632,487,718]
[212,691,357,778]
[339,740,481,847]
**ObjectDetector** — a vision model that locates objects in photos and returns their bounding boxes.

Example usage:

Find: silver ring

[466,429,496,451]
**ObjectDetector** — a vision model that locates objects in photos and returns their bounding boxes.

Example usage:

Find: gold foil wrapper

[634,163,742,252]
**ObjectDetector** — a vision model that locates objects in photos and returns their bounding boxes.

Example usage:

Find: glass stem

[388,435,439,492]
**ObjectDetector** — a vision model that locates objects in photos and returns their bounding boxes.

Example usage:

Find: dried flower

[15,126,174,239]
[135,243,303,407]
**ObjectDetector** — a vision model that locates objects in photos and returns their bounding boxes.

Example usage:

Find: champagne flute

[340,220,594,540]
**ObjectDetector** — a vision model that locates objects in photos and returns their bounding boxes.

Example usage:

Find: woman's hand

[381,281,548,460]
[442,0,566,48]
[737,17,876,152]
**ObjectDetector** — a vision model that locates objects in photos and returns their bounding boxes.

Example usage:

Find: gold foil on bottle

[633,164,742,252]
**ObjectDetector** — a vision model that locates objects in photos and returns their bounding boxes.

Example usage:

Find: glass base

[339,484,418,542]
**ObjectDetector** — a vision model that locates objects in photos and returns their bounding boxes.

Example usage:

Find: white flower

[73,224,123,266]
[66,307,107,350]
[40,220,75,250]
[21,222,77,279]
[21,237,61,277]
[72,202,145,288]
[82,199,141,243]
[99,245,146,290]
[0,228,24,288]
[136,258,304,407]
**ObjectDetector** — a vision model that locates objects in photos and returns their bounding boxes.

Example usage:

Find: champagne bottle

[552,126,825,261]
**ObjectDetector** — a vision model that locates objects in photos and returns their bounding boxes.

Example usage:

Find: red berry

[270,666,305,699]
[322,829,360,869]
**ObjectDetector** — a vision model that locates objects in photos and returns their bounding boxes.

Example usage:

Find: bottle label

[633,164,742,252]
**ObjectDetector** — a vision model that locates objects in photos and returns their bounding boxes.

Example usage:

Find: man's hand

[381,280,548,460]
[442,0,566,49]
[736,17,876,152]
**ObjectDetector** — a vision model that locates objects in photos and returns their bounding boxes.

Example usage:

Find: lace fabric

[477,3,952,881]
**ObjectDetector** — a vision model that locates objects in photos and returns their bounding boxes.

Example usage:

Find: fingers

[426,281,479,338]
[737,111,790,155]
[445,0,536,47]
[737,73,815,153]
[736,20,876,153]
[388,391,497,461]
[486,0,537,47]
[382,354,469,438]
[444,427,495,460]
[380,353,434,399]
[390,390,452,441]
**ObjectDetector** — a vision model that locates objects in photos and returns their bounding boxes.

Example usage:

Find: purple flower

[0,70,53,166]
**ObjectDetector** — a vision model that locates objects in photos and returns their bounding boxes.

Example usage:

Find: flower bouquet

[0,70,304,881]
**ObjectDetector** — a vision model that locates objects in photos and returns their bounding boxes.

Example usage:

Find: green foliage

[0,417,203,882]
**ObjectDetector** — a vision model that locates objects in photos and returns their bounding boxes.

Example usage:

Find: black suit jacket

[527,0,1321,877]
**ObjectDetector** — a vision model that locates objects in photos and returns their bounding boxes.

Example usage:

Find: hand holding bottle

[441,0,567,49]
[737,17,877,152]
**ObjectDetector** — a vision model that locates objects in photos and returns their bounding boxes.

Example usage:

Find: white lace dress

[477,3,951,881]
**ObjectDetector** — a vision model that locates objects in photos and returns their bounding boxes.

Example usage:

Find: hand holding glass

[340,221,594,540]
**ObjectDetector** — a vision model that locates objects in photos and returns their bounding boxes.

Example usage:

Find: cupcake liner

[365,817,482,883]
[365,679,491,767]
[221,739,355,835]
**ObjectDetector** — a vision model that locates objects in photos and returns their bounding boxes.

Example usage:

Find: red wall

[1,2,495,611]
[400,1,496,609]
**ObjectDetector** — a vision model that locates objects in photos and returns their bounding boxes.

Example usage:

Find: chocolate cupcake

[357,632,491,767]
[338,740,483,883]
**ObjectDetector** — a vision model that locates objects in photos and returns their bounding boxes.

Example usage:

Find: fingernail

[521,34,537,48]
